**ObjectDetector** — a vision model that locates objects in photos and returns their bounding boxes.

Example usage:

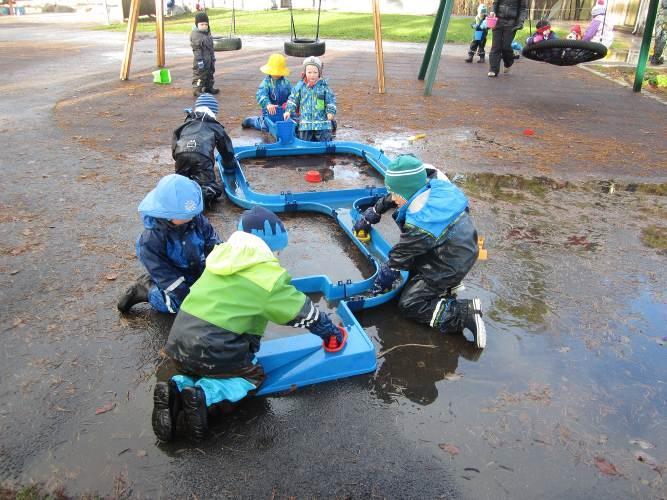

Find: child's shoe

[465,54,474,63]
[152,380,181,442]
[503,66,511,74]
[182,386,208,441]
[462,298,486,349]
[117,274,152,313]
[207,88,220,95]
[487,71,497,77]
[241,117,255,129]
[477,54,485,63]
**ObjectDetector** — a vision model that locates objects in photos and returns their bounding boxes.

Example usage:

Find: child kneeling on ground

[283,56,336,142]
[353,155,486,349]
[152,206,344,442]
[242,53,293,131]
[172,93,237,208]
[117,174,221,314]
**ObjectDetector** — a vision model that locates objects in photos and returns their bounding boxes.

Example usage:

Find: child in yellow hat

[242,54,293,131]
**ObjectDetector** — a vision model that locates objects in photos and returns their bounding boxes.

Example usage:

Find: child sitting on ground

[566,24,582,40]
[526,19,558,45]
[242,53,293,131]
[352,155,486,349]
[172,93,236,208]
[117,174,221,315]
[152,206,344,442]
[191,11,218,97]
[283,56,337,142]
[465,4,489,63]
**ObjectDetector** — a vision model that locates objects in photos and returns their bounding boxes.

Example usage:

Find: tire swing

[521,6,608,67]
[284,0,325,57]
[213,0,242,51]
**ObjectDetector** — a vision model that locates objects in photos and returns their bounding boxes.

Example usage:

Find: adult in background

[488,0,528,77]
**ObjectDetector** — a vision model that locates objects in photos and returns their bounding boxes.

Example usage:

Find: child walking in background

[242,54,293,131]
[466,5,489,63]
[283,56,336,143]
[117,174,221,315]
[191,11,218,97]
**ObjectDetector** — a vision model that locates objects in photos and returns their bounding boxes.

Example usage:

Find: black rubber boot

[117,273,152,313]
[193,87,204,98]
[182,386,208,442]
[438,298,486,349]
[241,117,255,129]
[207,88,220,95]
[152,380,181,442]
[478,54,485,63]
[465,53,474,63]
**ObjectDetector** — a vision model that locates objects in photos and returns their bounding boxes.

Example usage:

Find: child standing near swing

[283,56,337,143]
[466,5,489,63]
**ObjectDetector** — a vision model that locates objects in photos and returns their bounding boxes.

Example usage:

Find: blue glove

[372,263,400,295]
[353,206,381,234]
[308,311,343,343]
[197,60,205,71]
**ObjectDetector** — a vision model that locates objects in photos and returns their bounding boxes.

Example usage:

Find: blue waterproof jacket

[285,79,336,131]
[136,215,221,313]
[256,76,292,115]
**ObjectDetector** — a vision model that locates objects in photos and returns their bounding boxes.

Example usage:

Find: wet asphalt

[1,14,667,499]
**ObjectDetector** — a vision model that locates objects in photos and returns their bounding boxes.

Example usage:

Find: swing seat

[521,39,607,66]
[213,36,242,51]
[284,38,326,57]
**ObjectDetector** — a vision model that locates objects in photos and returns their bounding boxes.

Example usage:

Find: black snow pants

[489,26,517,74]
[174,152,223,205]
[397,213,479,332]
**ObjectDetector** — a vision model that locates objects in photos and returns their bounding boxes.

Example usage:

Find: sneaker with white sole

[488,71,498,77]
[463,298,486,349]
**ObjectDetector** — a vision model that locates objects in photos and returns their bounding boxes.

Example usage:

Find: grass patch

[97,9,534,45]
[589,64,667,97]
[640,225,667,249]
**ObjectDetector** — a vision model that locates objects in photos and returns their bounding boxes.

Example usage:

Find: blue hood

[138,174,203,220]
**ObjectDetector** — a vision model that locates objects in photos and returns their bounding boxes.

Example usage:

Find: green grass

[97,8,533,45]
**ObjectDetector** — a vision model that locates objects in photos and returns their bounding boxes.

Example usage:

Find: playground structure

[216,118,408,396]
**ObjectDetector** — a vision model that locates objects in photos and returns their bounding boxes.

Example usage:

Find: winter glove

[374,194,397,215]
[308,311,343,344]
[372,263,400,296]
[197,60,205,71]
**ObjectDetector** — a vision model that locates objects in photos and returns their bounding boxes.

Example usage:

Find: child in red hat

[526,19,557,45]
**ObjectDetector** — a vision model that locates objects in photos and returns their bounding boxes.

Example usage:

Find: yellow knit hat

[260,54,290,77]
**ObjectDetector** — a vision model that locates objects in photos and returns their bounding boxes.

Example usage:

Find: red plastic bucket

[486,16,498,28]
[305,170,322,183]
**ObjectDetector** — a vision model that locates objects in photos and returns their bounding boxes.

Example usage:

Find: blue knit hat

[195,93,219,115]
[237,206,288,252]
[138,174,203,220]
[384,155,428,201]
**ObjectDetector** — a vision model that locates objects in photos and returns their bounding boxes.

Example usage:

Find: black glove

[308,311,343,343]
[372,263,400,295]
[374,194,397,215]
[513,22,524,32]
[353,206,381,237]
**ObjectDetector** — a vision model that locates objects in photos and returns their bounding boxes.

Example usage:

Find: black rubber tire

[284,39,326,57]
[521,39,607,66]
[213,36,242,52]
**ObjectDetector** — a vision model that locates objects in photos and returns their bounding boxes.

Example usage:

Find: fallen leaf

[594,456,620,476]
[629,439,655,450]
[10,269,20,275]
[634,451,659,467]
[105,273,118,281]
[439,443,460,456]
[95,402,116,415]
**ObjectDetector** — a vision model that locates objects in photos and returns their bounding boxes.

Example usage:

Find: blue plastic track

[218,119,406,396]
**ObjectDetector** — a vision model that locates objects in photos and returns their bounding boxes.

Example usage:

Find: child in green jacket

[152,206,343,442]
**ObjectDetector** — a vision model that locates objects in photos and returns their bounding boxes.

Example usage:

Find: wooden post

[423,0,453,96]
[371,0,386,94]
[155,0,165,68]
[120,0,141,80]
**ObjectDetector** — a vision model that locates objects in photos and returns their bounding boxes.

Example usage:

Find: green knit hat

[384,155,428,201]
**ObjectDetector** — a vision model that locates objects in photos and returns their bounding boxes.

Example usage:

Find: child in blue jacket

[466,5,489,63]
[242,53,292,131]
[353,155,486,349]
[117,174,221,314]
[283,56,336,142]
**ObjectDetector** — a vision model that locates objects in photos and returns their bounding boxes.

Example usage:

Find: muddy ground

[1,14,667,499]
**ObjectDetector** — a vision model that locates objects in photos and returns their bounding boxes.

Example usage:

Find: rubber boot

[193,87,204,98]
[465,52,474,63]
[152,380,181,442]
[242,117,255,129]
[182,386,208,442]
[438,298,486,349]
[478,54,485,63]
[206,87,220,95]
[117,273,152,313]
